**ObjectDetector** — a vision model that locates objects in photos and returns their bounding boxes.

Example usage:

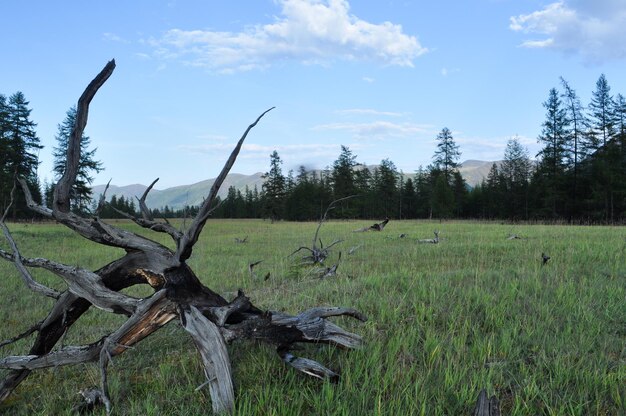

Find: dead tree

[290,196,354,265]
[0,60,366,414]
[353,217,389,232]
[417,230,440,244]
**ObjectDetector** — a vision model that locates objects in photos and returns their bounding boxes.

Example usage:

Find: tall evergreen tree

[586,74,616,150]
[4,92,43,218]
[536,87,569,217]
[586,75,618,221]
[331,145,358,217]
[374,158,399,218]
[500,137,532,219]
[52,106,103,214]
[560,77,585,215]
[261,150,286,221]
[432,127,460,182]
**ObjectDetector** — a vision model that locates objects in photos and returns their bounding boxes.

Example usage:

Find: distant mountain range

[91,160,500,210]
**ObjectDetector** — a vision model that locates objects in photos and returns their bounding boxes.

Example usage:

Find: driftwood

[417,230,440,244]
[0,61,366,414]
[353,217,389,232]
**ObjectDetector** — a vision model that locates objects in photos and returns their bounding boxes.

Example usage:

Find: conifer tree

[261,150,286,221]
[432,127,460,182]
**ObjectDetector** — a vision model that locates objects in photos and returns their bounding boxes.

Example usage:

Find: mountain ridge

[91,160,501,210]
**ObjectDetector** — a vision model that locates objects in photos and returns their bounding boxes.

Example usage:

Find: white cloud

[314,120,434,139]
[103,32,129,43]
[510,0,626,63]
[178,142,341,160]
[335,108,404,117]
[440,67,460,76]
[149,0,427,72]
[362,76,375,83]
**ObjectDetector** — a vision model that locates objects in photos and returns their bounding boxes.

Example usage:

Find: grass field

[0,219,624,415]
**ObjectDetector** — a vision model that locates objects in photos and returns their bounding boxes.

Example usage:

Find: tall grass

[0,219,624,415]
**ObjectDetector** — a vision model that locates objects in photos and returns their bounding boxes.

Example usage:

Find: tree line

[209,74,625,223]
[1,73,624,223]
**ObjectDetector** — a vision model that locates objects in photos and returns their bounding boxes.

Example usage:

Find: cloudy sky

[2,0,626,188]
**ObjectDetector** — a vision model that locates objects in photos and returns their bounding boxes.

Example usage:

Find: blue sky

[2,0,625,188]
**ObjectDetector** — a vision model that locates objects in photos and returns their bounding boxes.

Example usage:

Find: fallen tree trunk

[0,60,365,414]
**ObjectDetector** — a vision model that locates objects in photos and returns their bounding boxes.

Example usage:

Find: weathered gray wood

[278,348,339,382]
[473,389,501,416]
[0,61,364,413]
[182,306,234,414]
[54,59,116,214]
[176,107,275,262]
[417,230,440,244]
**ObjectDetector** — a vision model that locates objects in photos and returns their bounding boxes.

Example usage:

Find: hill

[91,160,498,210]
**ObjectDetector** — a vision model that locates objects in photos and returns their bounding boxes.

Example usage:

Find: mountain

[91,160,499,210]
[91,172,264,210]
[458,160,502,187]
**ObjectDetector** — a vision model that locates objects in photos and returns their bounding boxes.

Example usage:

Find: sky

[1,0,626,189]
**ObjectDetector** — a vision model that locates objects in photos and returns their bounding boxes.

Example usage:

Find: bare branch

[181,306,234,414]
[12,256,138,314]
[16,177,52,218]
[0,183,61,299]
[312,195,357,250]
[0,321,42,349]
[137,178,160,221]
[204,290,252,326]
[297,307,367,323]
[277,347,339,382]
[54,60,116,214]
[94,179,112,217]
[177,107,275,262]
[108,204,182,242]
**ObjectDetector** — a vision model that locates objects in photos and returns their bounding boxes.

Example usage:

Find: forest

[1,75,625,223]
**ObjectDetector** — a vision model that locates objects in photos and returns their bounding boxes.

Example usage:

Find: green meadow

[0,219,624,415]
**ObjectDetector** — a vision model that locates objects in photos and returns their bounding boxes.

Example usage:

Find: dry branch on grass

[290,196,355,266]
[417,230,440,244]
[473,389,501,416]
[353,217,389,232]
[0,61,365,414]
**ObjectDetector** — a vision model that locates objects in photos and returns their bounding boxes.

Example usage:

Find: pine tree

[331,145,358,218]
[586,75,618,221]
[261,150,286,221]
[536,87,569,217]
[500,137,532,219]
[432,127,460,183]
[586,74,616,150]
[3,92,43,218]
[52,106,103,214]
[560,77,585,215]
[374,159,399,218]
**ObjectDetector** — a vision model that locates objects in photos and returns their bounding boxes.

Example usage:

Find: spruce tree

[331,145,358,217]
[501,137,532,219]
[560,77,585,215]
[536,87,569,217]
[4,92,43,218]
[261,150,286,221]
[432,127,460,183]
[586,74,616,150]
